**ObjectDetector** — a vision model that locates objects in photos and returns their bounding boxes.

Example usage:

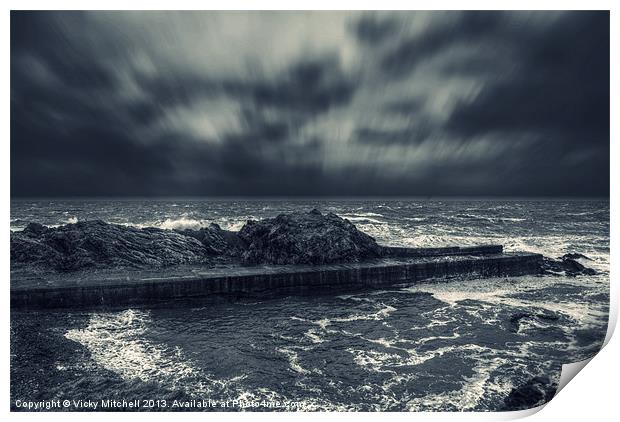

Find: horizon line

[10,195,610,201]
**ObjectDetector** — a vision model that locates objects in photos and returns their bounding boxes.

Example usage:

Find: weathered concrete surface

[381,245,503,257]
[11,252,543,309]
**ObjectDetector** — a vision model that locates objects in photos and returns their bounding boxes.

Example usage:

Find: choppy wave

[153,217,210,231]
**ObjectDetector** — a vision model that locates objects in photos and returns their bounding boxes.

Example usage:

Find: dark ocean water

[10,198,610,411]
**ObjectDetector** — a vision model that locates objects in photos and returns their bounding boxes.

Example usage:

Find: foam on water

[64,309,247,397]
[401,275,608,329]
[156,217,210,231]
[405,356,513,411]
[275,347,313,375]
[291,303,397,330]
[65,310,196,383]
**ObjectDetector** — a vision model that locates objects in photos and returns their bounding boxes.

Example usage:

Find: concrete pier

[11,245,543,309]
[380,245,503,257]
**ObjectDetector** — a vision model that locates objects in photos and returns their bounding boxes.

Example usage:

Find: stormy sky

[11,11,609,197]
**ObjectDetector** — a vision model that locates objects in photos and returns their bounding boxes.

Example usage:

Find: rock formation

[177,223,245,256]
[541,254,597,276]
[238,209,382,265]
[10,209,383,271]
[10,220,224,271]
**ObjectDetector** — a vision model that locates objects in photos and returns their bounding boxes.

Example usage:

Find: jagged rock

[541,254,597,276]
[501,376,557,410]
[11,211,386,272]
[22,222,48,236]
[177,223,243,256]
[238,209,382,265]
[10,220,224,272]
[562,252,592,261]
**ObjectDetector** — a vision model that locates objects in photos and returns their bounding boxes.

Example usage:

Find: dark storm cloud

[445,12,609,141]
[355,125,432,146]
[353,14,401,45]
[11,11,609,197]
[440,11,610,194]
[378,11,518,77]
[11,12,113,89]
[125,55,355,130]
[251,58,356,114]
[382,98,425,116]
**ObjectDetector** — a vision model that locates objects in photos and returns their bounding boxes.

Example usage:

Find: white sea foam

[38,216,80,229]
[325,305,397,326]
[157,217,210,231]
[64,309,242,396]
[275,347,312,374]
[216,218,250,231]
[403,275,608,329]
[405,354,513,411]
[121,215,252,232]
[303,329,325,344]
[350,342,495,374]
[66,310,197,385]
[290,304,397,333]
[340,211,384,218]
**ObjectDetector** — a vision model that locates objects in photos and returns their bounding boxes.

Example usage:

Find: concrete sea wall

[11,246,543,309]
[380,245,503,257]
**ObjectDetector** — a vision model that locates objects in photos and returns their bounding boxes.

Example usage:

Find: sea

[10,198,610,411]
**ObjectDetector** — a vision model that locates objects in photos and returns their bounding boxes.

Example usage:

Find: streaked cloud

[11,11,609,196]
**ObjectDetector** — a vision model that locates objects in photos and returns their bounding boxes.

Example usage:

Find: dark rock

[562,252,592,261]
[23,222,49,236]
[541,255,597,276]
[507,310,560,333]
[10,220,223,272]
[11,210,386,272]
[176,223,243,256]
[501,376,557,410]
[238,209,382,265]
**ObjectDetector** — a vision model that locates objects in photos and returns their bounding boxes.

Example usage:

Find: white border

[2,2,616,421]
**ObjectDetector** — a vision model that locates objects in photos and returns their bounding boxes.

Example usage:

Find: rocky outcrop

[238,209,382,265]
[10,220,228,272]
[541,254,597,276]
[562,252,592,261]
[10,210,383,271]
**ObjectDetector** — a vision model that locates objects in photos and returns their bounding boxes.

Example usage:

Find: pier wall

[11,252,542,309]
[380,245,503,258]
